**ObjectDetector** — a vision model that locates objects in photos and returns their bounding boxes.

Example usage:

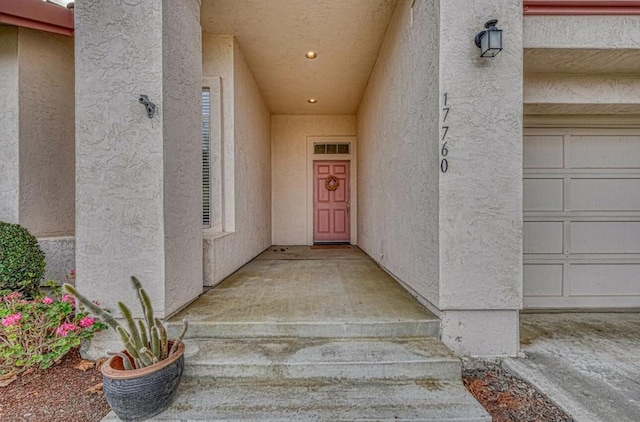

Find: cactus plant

[63,276,188,370]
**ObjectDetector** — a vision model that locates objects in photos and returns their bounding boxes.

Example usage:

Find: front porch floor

[169,245,439,337]
[105,246,490,421]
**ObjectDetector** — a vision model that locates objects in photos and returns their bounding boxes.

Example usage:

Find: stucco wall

[39,237,75,284]
[356,0,441,306]
[75,0,203,318]
[202,37,271,286]
[0,27,19,224]
[271,115,356,245]
[76,0,165,316]
[524,74,640,107]
[524,16,640,49]
[18,28,75,237]
[438,0,523,356]
[162,0,203,315]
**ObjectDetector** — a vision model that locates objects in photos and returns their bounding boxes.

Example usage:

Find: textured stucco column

[438,0,523,356]
[0,27,19,223]
[75,0,203,318]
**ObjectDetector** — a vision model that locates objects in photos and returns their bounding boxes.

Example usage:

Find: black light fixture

[474,19,502,58]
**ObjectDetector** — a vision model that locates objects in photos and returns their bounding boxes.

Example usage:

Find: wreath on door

[325,175,340,191]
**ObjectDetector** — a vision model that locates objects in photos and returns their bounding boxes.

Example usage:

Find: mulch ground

[1,349,574,422]
[0,348,110,422]
[462,359,575,422]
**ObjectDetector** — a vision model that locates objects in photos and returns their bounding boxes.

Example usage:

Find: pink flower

[61,294,76,306]
[3,292,22,301]
[42,297,54,305]
[79,317,95,328]
[1,313,22,327]
[70,269,76,276]
[55,323,76,337]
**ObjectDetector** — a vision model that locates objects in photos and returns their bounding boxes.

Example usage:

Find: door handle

[345,201,350,214]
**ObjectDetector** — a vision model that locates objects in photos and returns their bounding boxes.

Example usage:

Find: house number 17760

[440,92,450,173]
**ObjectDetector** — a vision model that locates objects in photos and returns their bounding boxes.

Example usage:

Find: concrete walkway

[114,245,490,421]
[170,245,439,336]
[504,313,640,422]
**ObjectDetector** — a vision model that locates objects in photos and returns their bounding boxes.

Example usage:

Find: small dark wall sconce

[138,95,157,119]
[475,19,503,58]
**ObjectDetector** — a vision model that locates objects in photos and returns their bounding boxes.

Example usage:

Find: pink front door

[314,161,350,243]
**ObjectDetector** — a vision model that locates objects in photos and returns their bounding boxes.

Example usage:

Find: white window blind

[202,88,211,227]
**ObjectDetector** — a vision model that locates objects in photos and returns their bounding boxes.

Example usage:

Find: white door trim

[306,136,357,246]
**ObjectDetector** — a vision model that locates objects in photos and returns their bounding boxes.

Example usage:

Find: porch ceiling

[201,0,398,115]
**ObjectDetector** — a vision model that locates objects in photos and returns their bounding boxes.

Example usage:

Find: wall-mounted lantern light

[474,19,502,58]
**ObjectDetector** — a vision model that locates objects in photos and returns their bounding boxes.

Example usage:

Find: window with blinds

[202,88,211,227]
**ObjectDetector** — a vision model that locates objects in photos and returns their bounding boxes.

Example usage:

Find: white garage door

[524,128,640,309]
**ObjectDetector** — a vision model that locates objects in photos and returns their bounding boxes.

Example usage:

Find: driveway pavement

[504,313,640,422]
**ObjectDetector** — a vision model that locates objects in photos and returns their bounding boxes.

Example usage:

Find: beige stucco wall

[271,115,356,245]
[203,37,271,286]
[356,0,441,307]
[162,0,204,315]
[18,28,75,237]
[524,15,640,49]
[524,74,640,112]
[75,0,203,318]
[0,27,19,224]
[438,0,523,356]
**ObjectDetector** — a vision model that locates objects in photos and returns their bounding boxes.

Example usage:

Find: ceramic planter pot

[101,341,185,421]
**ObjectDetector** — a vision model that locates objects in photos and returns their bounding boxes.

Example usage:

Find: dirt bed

[0,348,110,422]
[463,359,574,422]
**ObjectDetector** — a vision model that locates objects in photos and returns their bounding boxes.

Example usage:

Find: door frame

[306,136,357,245]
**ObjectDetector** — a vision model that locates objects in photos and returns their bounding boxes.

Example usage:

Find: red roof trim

[524,0,640,14]
[0,0,73,36]
[0,0,638,35]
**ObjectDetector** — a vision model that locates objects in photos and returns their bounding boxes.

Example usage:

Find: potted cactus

[63,276,188,422]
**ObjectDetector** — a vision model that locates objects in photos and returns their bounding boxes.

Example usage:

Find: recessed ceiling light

[305,51,317,59]
[308,99,317,104]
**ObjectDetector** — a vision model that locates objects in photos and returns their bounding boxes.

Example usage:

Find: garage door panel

[524,264,563,296]
[571,178,640,211]
[523,135,564,168]
[524,179,563,211]
[571,135,640,169]
[571,222,640,254]
[570,264,640,296]
[524,128,640,308]
[524,222,563,254]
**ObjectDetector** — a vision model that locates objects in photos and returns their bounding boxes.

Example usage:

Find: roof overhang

[524,0,640,15]
[0,0,73,36]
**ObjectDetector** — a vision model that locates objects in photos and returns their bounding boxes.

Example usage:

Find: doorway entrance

[314,160,350,243]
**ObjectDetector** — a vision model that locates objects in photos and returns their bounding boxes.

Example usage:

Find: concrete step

[103,377,491,421]
[182,336,461,381]
[167,318,440,339]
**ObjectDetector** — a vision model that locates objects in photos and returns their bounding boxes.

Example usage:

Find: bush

[0,283,108,375]
[0,222,46,298]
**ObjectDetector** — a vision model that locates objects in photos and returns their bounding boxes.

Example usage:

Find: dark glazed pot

[101,341,185,421]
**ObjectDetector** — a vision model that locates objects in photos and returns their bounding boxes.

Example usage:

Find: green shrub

[0,222,46,298]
